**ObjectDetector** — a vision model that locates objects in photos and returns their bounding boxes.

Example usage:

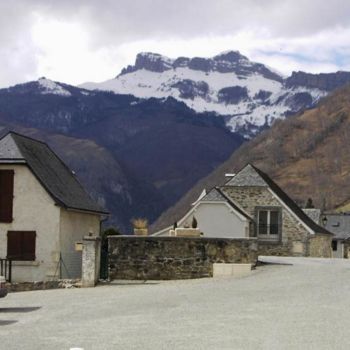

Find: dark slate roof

[201,187,227,202]
[0,133,25,161]
[303,209,321,225]
[324,214,350,240]
[225,164,267,186]
[226,164,332,235]
[201,187,252,221]
[0,132,108,215]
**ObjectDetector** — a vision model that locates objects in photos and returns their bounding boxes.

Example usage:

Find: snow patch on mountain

[38,78,72,96]
[81,68,282,108]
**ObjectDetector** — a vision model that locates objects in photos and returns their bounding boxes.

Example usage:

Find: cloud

[1,1,350,87]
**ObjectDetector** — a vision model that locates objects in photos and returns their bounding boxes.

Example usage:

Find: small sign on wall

[75,242,83,251]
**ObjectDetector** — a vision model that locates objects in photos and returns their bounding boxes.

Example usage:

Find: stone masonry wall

[344,241,350,259]
[222,186,311,256]
[108,236,258,280]
[309,234,332,258]
[6,279,80,292]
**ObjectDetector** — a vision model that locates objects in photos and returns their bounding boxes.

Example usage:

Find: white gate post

[82,236,101,287]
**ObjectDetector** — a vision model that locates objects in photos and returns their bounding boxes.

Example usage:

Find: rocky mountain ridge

[119,51,283,82]
[81,51,350,137]
[285,71,350,91]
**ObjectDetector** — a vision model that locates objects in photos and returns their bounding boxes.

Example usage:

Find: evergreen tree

[192,216,198,228]
[305,198,315,209]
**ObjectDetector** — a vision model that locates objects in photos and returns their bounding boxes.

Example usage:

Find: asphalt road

[1,257,350,350]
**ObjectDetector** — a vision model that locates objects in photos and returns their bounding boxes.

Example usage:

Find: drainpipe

[99,215,109,237]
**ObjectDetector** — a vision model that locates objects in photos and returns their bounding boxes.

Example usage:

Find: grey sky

[1,1,350,87]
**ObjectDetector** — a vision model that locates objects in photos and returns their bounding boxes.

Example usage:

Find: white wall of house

[332,240,344,258]
[59,209,100,278]
[186,202,248,238]
[0,164,61,282]
[154,202,249,238]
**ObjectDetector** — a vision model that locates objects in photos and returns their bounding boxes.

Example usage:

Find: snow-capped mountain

[2,60,350,230]
[81,51,329,137]
[3,77,91,97]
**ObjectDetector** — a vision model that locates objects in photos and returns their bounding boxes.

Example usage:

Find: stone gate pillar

[82,236,101,287]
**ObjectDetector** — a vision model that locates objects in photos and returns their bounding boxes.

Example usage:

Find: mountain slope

[0,123,163,231]
[0,79,244,231]
[81,51,345,137]
[151,84,350,232]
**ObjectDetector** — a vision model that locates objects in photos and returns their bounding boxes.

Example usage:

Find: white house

[0,132,108,282]
[153,187,253,238]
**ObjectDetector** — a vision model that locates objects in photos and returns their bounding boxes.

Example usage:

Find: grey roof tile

[324,214,350,240]
[0,134,24,160]
[201,188,227,202]
[201,187,252,221]
[302,209,321,225]
[225,164,267,186]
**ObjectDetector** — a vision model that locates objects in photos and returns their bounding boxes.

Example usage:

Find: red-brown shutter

[21,231,36,261]
[0,170,14,223]
[7,231,36,261]
[7,231,21,259]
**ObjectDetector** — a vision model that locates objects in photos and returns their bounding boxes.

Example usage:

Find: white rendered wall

[180,202,248,238]
[332,241,344,259]
[59,209,101,278]
[0,164,61,282]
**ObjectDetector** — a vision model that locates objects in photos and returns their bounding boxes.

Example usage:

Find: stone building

[0,132,108,282]
[154,164,332,257]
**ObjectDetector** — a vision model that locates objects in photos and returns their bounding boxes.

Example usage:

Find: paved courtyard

[1,257,350,350]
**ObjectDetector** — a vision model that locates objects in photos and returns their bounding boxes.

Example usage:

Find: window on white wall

[256,208,281,240]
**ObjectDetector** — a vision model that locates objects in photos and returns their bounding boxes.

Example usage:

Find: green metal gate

[100,248,109,280]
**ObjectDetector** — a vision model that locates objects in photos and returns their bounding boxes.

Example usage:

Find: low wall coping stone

[175,228,201,237]
[108,236,258,241]
[213,263,252,278]
[83,236,101,241]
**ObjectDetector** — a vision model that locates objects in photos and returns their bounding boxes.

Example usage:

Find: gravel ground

[1,257,350,350]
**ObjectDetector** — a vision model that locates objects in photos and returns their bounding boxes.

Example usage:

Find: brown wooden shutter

[7,231,36,261]
[7,231,22,260]
[21,231,36,261]
[0,170,14,223]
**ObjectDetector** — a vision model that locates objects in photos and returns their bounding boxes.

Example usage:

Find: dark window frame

[255,206,282,241]
[332,240,338,251]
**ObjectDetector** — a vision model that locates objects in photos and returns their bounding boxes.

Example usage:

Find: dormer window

[256,207,281,240]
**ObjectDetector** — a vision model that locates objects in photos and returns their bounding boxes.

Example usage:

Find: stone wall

[108,236,258,280]
[5,279,80,292]
[308,234,332,258]
[343,241,350,259]
[222,186,310,256]
[257,241,292,256]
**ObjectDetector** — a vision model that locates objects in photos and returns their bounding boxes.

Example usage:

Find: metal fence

[0,258,12,282]
[53,252,82,279]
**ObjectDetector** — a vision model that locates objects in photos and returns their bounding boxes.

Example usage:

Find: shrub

[131,218,148,229]
[305,198,315,209]
[192,216,198,228]
[101,227,121,250]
